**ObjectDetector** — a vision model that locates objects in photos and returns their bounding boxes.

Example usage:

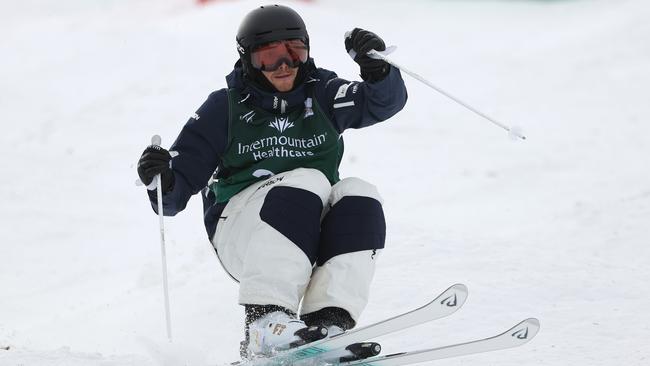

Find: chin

[275,80,295,92]
[277,85,293,92]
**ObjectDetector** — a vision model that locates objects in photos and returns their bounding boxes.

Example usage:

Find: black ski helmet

[236,5,310,75]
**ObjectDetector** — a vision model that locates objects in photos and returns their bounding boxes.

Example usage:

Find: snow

[1,0,649,365]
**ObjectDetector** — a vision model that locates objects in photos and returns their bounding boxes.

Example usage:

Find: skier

[136,4,407,358]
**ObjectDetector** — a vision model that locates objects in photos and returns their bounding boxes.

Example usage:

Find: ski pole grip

[135,134,163,188]
[139,135,163,190]
[151,135,162,147]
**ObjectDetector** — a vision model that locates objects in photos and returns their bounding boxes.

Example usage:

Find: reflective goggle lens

[251,39,308,71]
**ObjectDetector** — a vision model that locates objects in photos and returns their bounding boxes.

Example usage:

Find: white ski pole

[344,33,526,140]
[150,135,173,343]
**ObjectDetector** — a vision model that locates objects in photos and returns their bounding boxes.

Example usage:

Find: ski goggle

[251,39,308,72]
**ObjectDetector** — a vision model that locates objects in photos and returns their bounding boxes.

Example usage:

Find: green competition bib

[210,89,343,203]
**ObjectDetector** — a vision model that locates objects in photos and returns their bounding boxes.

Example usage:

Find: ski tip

[507,318,541,345]
[525,318,540,328]
[450,283,468,295]
[520,318,540,334]
[435,284,468,309]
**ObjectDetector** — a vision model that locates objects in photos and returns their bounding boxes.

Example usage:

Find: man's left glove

[345,28,390,82]
[137,145,174,194]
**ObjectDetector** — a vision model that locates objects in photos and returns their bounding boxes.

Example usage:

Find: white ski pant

[211,167,383,322]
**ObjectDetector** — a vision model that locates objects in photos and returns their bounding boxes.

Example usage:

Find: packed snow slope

[1,0,649,365]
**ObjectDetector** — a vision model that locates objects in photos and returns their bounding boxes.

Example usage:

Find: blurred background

[1,0,649,365]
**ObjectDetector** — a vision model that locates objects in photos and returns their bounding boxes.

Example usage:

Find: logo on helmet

[236,41,246,55]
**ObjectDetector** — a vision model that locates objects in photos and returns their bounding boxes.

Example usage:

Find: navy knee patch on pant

[260,186,323,264]
[318,196,386,266]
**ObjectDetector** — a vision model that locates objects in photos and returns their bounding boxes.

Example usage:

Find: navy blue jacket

[147,61,407,239]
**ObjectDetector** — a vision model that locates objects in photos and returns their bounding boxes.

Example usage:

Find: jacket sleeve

[317,66,408,133]
[147,90,229,216]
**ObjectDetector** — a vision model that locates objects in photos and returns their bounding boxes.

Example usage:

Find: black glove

[345,28,390,82]
[137,145,174,193]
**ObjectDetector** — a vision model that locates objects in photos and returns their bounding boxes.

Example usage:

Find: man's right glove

[137,145,174,194]
[345,28,390,82]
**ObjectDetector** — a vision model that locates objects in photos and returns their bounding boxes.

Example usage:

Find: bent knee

[260,185,323,264]
[319,178,386,266]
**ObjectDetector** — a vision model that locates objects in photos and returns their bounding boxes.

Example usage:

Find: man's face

[251,39,307,92]
[262,63,298,92]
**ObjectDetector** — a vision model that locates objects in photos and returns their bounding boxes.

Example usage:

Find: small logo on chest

[269,117,295,133]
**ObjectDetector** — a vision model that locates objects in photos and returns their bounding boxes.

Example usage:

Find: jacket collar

[226,60,319,115]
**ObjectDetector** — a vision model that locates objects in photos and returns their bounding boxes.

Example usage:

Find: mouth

[273,73,292,79]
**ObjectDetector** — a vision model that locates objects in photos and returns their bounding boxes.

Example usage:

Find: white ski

[237,284,468,366]
[340,318,540,366]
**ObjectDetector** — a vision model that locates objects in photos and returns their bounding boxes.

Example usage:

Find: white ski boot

[247,311,327,356]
